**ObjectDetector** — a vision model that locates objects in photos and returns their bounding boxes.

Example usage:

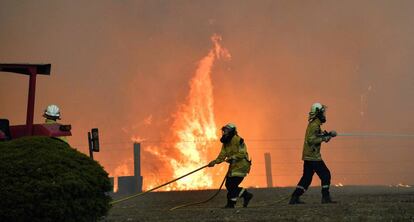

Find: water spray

[322,130,414,138]
[337,132,414,138]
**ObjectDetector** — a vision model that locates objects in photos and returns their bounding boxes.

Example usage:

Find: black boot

[321,187,337,204]
[289,188,305,205]
[224,199,236,208]
[242,191,253,208]
[289,194,305,205]
[321,195,337,204]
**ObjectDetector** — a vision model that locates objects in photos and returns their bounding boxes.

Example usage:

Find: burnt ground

[102,186,414,222]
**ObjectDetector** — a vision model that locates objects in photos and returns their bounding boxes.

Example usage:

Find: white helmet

[310,103,326,114]
[44,104,60,118]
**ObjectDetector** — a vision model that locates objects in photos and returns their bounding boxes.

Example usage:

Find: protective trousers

[293,160,331,198]
[225,176,245,202]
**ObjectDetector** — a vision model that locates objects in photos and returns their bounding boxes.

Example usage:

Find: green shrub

[0,136,112,222]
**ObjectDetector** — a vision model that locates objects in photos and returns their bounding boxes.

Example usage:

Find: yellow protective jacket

[302,118,324,161]
[213,135,251,177]
[45,119,68,144]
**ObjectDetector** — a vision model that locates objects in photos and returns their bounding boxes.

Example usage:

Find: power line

[74,146,414,152]
[72,135,414,147]
[107,172,414,177]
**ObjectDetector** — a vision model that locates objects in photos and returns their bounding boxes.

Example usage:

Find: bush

[0,136,112,222]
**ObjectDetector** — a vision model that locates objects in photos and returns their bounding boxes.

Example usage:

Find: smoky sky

[1,0,414,187]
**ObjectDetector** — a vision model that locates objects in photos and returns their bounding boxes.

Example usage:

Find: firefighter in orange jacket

[289,103,337,204]
[208,123,253,208]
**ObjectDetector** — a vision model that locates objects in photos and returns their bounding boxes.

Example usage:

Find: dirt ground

[102,186,414,222]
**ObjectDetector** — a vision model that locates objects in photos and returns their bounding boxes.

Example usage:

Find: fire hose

[169,173,227,211]
[169,162,235,210]
[110,164,209,205]
[111,163,231,210]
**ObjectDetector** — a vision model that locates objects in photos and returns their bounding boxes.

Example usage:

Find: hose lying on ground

[169,173,227,211]
[110,164,209,205]
[170,178,291,210]
[111,163,291,208]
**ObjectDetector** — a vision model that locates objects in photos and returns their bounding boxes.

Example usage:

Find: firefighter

[289,103,337,204]
[208,123,253,208]
[43,104,68,144]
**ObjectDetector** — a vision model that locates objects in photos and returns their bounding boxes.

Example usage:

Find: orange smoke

[141,34,231,190]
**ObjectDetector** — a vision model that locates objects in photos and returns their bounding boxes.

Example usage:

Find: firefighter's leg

[237,178,253,208]
[314,161,336,203]
[225,177,244,208]
[289,161,314,204]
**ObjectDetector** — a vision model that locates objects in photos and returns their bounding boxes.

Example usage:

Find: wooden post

[264,152,273,188]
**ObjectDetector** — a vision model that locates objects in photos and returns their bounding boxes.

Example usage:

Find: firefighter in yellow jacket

[289,103,337,204]
[208,123,253,208]
[43,104,68,144]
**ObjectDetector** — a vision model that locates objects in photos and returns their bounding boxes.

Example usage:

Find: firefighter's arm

[208,146,227,167]
[307,124,324,145]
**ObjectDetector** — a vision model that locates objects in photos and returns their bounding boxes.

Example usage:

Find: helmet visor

[222,127,232,135]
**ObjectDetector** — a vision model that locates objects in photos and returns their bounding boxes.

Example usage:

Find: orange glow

[2,2,414,190]
[140,34,230,190]
[131,136,146,143]
[111,163,132,192]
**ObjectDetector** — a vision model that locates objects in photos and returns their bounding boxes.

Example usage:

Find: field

[103,186,414,222]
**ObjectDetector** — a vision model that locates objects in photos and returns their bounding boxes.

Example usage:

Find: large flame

[169,34,231,190]
[142,34,231,190]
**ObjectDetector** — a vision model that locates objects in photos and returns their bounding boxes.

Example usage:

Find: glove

[59,124,72,131]
[208,160,216,167]
[226,157,236,164]
[329,130,337,137]
[322,135,331,143]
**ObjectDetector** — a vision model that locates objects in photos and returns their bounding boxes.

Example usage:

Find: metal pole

[134,143,143,192]
[26,66,37,136]
[88,132,94,160]
[133,143,141,177]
